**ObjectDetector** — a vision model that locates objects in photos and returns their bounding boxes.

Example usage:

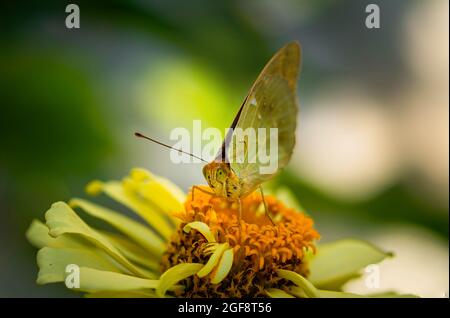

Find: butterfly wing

[219,41,301,196]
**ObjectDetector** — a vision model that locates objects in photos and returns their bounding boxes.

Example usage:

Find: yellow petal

[279,271,370,298]
[210,248,234,284]
[277,269,318,298]
[153,175,186,203]
[129,167,185,215]
[85,291,157,298]
[314,289,365,298]
[36,247,122,285]
[70,198,165,257]
[26,219,87,249]
[156,263,203,297]
[45,201,151,278]
[129,168,152,182]
[85,180,103,196]
[308,239,391,289]
[123,177,181,223]
[131,168,185,205]
[288,286,366,298]
[265,288,295,298]
[197,243,228,278]
[78,267,159,292]
[183,221,216,243]
[87,180,174,240]
[287,286,308,298]
[101,231,160,272]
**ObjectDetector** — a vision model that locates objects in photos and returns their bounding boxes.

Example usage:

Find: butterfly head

[202,162,241,199]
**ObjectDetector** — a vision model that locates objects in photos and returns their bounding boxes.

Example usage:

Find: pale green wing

[226,42,301,195]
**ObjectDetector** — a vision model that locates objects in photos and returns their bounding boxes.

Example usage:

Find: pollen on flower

[161,186,320,297]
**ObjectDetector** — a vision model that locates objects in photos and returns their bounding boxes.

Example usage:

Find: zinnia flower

[26,168,414,298]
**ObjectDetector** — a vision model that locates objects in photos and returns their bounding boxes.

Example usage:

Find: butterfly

[136,41,301,225]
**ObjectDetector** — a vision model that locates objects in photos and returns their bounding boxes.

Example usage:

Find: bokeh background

[0,0,448,297]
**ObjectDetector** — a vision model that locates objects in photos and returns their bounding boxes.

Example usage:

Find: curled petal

[197,243,228,278]
[157,263,203,297]
[183,221,216,243]
[265,288,295,298]
[210,248,234,284]
[26,219,86,250]
[277,269,318,298]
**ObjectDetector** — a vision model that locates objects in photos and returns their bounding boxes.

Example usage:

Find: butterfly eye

[216,168,227,181]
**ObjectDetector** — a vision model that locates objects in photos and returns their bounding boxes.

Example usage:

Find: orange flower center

[161,186,320,297]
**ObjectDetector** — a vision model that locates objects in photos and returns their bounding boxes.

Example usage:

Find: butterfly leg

[226,199,243,244]
[259,186,275,225]
[191,185,215,202]
[237,198,243,245]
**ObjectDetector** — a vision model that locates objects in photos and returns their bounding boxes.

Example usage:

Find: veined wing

[218,41,301,195]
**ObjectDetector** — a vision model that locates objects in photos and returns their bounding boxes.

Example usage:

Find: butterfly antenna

[134,132,208,163]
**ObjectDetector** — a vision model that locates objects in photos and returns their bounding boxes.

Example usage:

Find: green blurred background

[0,0,448,297]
